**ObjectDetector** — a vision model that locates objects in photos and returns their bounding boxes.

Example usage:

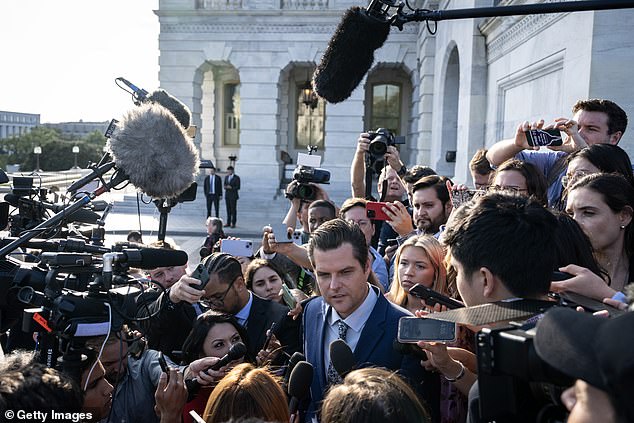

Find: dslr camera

[285,165,330,201]
[367,128,406,158]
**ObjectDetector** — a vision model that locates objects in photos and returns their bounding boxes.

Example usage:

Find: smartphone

[220,239,253,257]
[553,291,625,317]
[190,263,210,290]
[397,317,457,343]
[450,189,483,209]
[281,283,297,309]
[525,128,563,147]
[262,321,277,351]
[409,284,464,309]
[271,223,293,243]
[158,351,169,379]
[366,201,390,221]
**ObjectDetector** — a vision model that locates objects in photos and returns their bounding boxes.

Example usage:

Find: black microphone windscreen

[329,339,355,377]
[0,202,8,230]
[228,341,248,360]
[288,361,314,399]
[146,89,192,129]
[284,352,305,380]
[137,248,188,269]
[108,103,200,199]
[313,7,390,103]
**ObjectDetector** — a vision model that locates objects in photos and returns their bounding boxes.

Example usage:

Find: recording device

[283,352,305,387]
[286,148,330,201]
[408,284,464,309]
[525,128,563,147]
[220,239,253,257]
[288,361,314,419]
[262,321,278,352]
[107,102,199,199]
[158,351,169,381]
[190,263,210,291]
[272,223,293,243]
[329,339,356,378]
[397,316,457,343]
[209,342,247,371]
[365,201,390,221]
[552,291,625,317]
[367,128,406,158]
[281,283,297,309]
[450,189,484,210]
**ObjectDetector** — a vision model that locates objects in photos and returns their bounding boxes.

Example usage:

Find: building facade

[0,111,40,139]
[42,121,110,139]
[157,0,634,201]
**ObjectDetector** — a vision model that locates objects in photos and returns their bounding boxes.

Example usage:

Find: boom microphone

[146,89,191,129]
[329,339,356,378]
[110,248,189,270]
[107,103,199,198]
[4,194,100,224]
[287,361,314,416]
[313,6,390,103]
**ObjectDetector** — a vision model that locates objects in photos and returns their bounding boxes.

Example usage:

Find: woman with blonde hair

[203,363,289,423]
[387,234,448,314]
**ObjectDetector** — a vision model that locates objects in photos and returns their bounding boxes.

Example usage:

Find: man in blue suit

[302,219,439,421]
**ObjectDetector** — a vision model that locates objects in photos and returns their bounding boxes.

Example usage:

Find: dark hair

[339,197,367,218]
[308,199,337,219]
[402,165,437,184]
[469,149,493,176]
[308,219,368,270]
[569,173,634,259]
[552,212,608,282]
[567,144,634,186]
[203,252,243,285]
[494,159,548,206]
[181,311,250,365]
[321,367,430,423]
[126,230,143,243]
[443,192,557,299]
[227,166,235,171]
[572,98,628,136]
[244,259,295,290]
[0,351,83,414]
[411,175,451,205]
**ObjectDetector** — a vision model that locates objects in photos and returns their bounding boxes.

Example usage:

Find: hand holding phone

[366,201,390,221]
[397,316,457,343]
[281,283,297,309]
[220,239,254,257]
[525,128,563,147]
[409,284,464,309]
[191,263,210,290]
[158,352,170,380]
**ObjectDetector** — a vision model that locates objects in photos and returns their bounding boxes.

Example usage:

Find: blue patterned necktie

[326,320,348,384]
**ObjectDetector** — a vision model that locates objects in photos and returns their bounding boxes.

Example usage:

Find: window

[223,83,240,145]
[370,83,401,134]
[295,85,325,149]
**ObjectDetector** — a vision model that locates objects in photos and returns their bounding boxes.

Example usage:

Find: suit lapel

[247,296,267,353]
[354,294,387,363]
[306,299,328,394]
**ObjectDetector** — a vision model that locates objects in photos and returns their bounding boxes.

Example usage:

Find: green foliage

[0,127,105,172]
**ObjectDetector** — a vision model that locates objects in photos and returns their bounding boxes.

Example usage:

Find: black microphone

[283,352,305,388]
[329,339,355,378]
[288,360,314,416]
[116,77,149,104]
[107,102,199,199]
[393,339,428,360]
[146,89,191,129]
[313,6,390,103]
[67,161,116,195]
[184,342,248,399]
[4,193,100,225]
[111,248,189,270]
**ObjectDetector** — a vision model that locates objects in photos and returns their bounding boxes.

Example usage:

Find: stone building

[0,111,40,139]
[156,0,634,202]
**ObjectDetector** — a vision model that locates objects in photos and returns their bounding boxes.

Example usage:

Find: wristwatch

[397,164,408,177]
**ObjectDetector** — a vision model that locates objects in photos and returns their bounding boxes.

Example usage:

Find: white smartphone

[397,317,457,343]
[271,223,293,243]
[220,239,253,257]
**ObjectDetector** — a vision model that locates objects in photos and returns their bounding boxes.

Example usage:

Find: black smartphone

[191,263,210,290]
[397,317,457,343]
[554,291,625,317]
[262,321,277,351]
[525,128,563,147]
[158,352,169,380]
[409,284,464,309]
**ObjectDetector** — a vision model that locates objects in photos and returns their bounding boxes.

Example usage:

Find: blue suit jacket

[302,291,440,421]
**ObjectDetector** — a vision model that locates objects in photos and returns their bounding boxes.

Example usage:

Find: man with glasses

[153,252,300,362]
[340,198,390,291]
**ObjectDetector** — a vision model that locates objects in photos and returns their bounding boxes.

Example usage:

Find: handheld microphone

[283,352,305,387]
[287,361,314,416]
[184,342,248,398]
[329,339,356,378]
[313,6,390,103]
[116,77,149,104]
[107,102,199,199]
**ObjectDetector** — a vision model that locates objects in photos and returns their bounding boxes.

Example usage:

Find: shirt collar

[235,291,253,325]
[327,284,379,333]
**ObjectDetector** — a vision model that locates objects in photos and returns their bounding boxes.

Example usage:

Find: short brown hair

[308,219,368,270]
[572,98,628,136]
[469,149,492,176]
[411,175,451,205]
[339,197,367,218]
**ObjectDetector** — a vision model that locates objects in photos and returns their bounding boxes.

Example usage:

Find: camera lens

[296,184,316,201]
[369,139,388,156]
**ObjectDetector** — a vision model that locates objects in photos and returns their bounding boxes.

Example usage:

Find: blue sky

[0,0,160,123]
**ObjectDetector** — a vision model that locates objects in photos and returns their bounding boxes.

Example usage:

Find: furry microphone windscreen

[313,7,390,103]
[107,103,200,199]
[146,89,192,129]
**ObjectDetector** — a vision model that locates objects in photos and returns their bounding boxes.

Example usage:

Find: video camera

[285,146,330,202]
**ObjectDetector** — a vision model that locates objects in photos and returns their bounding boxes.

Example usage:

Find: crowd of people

[2,98,634,423]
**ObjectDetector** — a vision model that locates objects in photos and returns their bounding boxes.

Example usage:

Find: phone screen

[397,317,457,343]
[525,128,563,147]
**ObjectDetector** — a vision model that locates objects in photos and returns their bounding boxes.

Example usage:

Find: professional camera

[476,325,573,423]
[285,165,331,201]
[367,128,405,158]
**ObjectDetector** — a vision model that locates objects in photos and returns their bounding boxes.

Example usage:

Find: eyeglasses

[488,185,528,194]
[200,276,238,308]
